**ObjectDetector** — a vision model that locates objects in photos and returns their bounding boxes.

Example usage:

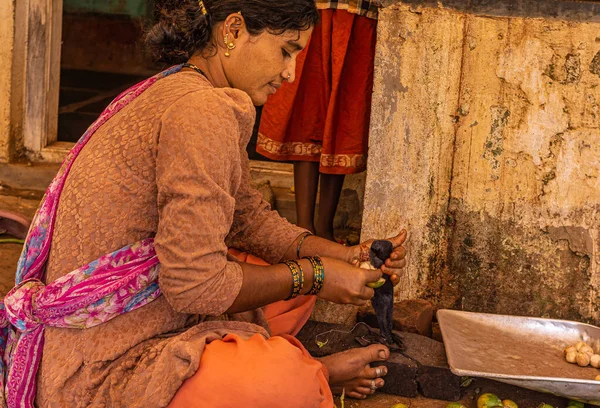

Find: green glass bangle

[304,256,324,295]
[296,232,312,259]
[283,260,304,300]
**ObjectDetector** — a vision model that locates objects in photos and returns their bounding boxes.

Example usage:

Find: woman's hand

[317,257,383,306]
[347,230,407,286]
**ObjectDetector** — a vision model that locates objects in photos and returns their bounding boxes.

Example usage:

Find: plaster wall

[363,1,600,323]
[0,0,15,163]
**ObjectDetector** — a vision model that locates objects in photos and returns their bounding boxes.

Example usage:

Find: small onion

[564,346,577,357]
[565,350,578,364]
[590,354,600,368]
[580,345,594,357]
[576,352,590,367]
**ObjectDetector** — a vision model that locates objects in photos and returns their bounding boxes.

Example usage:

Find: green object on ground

[537,404,554,408]
[0,238,25,245]
[461,376,474,387]
[567,401,585,408]
[446,403,468,408]
[316,339,329,348]
[477,393,503,408]
[502,400,518,408]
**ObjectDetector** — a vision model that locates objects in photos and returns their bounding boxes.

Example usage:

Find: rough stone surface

[363,1,600,323]
[397,331,461,401]
[0,1,14,163]
[431,322,443,343]
[357,299,434,337]
[310,298,360,327]
[297,321,420,397]
[372,353,419,397]
[297,321,462,399]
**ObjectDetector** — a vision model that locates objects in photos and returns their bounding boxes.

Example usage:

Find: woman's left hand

[347,230,408,286]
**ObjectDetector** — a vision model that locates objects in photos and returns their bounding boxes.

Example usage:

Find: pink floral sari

[0,65,184,408]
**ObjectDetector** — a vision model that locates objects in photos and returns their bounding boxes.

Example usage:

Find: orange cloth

[257,9,378,175]
[168,334,332,408]
[168,250,332,408]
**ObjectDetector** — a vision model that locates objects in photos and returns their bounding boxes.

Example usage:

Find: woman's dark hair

[146,0,319,64]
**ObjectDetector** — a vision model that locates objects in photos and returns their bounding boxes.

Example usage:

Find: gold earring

[224,34,236,57]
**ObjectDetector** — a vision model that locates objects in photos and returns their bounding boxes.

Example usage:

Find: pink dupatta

[0,65,184,408]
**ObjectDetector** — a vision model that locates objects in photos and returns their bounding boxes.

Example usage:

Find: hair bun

[146,0,319,64]
[146,4,212,64]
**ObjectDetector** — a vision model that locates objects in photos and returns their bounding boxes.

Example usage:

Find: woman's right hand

[316,257,383,306]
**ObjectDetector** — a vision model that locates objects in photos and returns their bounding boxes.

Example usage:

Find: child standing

[257,0,380,241]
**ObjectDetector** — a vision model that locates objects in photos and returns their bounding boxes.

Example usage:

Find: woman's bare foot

[319,344,389,399]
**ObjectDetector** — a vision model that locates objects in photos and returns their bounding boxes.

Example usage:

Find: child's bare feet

[320,344,389,399]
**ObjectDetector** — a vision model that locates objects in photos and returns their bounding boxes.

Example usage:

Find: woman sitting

[1,1,407,407]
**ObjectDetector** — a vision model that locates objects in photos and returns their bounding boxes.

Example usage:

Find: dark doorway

[58,0,157,142]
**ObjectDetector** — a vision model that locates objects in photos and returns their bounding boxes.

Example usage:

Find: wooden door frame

[8,0,296,180]
[12,0,67,163]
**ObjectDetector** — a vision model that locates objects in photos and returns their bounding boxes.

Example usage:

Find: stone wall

[363,0,600,323]
[0,0,14,163]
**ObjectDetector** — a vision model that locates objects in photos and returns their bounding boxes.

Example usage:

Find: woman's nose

[284,60,297,83]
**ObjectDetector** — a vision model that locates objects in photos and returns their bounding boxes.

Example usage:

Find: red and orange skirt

[257,9,378,175]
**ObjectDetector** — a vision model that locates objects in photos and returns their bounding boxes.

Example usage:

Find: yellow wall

[363,1,600,323]
[0,0,14,163]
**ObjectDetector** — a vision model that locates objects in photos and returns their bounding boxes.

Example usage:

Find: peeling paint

[546,226,594,256]
[484,106,509,170]
[590,50,600,77]
[564,53,582,84]
[363,2,600,323]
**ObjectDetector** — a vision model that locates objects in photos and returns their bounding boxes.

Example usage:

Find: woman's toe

[347,390,367,399]
[360,378,384,389]
[363,365,387,379]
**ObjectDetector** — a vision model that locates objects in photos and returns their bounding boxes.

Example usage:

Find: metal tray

[437,309,600,405]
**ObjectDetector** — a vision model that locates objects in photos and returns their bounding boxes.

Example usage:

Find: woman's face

[223,24,313,106]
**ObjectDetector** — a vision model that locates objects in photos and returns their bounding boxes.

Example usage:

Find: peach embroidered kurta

[36,72,306,407]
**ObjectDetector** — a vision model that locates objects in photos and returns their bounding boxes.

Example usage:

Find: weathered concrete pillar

[363,0,600,323]
[362,3,465,303]
[0,0,15,163]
